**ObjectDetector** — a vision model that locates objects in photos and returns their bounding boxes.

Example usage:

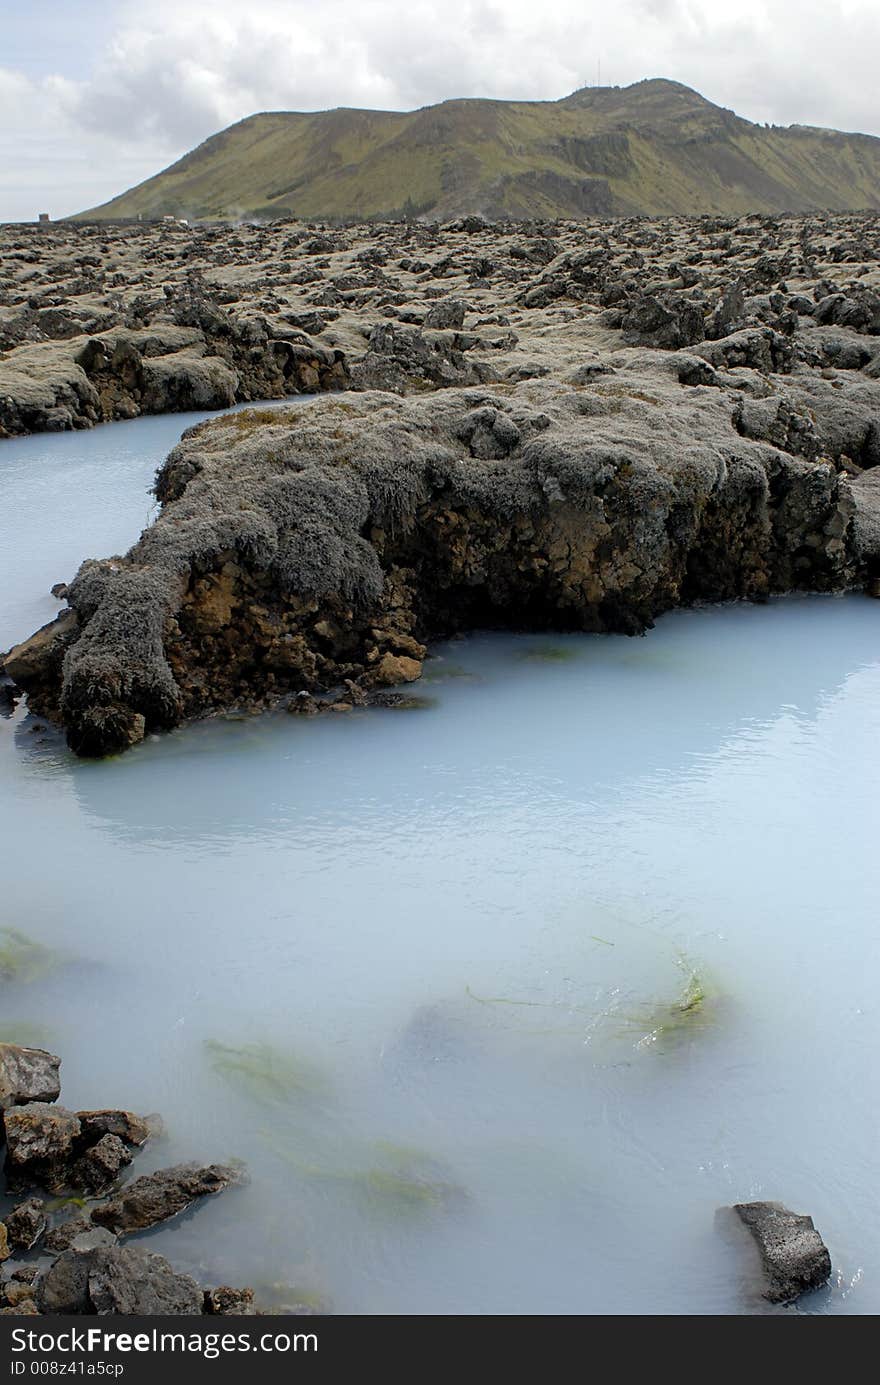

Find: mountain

[76,79,880,222]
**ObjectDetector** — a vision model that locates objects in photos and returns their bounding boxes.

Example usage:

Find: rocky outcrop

[3,212,878,443]
[4,361,878,757]
[0,280,348,437]
[2,1099,158,1195]
[2,212,879,754]
[3,1103,83,1194]
[0,1044,252,1317]
[727,1201,832,1305]
[349,321,493,393]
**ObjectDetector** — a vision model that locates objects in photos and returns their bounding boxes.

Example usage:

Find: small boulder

[71,1133,132,1194]
[621,292,705,349]
[76,1109,156,1148]
[43,1212,96,1254]
[4,1197,47,1251]
[373,653,422,686]
[3,1281,40,1311]
[34,1244,91,1314]
[287,691,319,716]
[204,1285,256,1315]
[424,299,466,330]
[0,1042,61,1110]
[728,1201,832,1304]
[3,1102,81,1192]
[37,1244,203,1316]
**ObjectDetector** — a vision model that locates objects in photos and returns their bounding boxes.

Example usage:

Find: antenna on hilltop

[598,59,601,87]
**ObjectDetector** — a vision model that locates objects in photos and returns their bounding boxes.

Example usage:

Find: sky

[2,0,879,222]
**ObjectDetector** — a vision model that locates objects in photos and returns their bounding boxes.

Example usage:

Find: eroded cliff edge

[6,358,880,757]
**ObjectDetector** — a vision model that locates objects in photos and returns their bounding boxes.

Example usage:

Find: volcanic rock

[729,1200,832,1304]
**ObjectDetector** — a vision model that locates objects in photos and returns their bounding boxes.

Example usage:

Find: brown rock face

[3,612,78,685]
[373,653,423,685]
[76,1109,155,1148]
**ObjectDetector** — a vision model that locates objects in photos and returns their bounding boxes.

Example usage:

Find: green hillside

[76,79,880,222]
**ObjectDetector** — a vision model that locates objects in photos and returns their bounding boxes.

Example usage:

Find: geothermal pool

[1,411,879,1315]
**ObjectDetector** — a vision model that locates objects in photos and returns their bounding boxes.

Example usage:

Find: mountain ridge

[75,78,880,222]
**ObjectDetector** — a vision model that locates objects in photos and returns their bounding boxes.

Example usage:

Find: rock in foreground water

[91,1162,244,1235]
[0,1046,257,1317]
[730,1200,832,1304]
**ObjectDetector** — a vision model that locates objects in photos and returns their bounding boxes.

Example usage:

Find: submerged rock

[727,1200,832,1304]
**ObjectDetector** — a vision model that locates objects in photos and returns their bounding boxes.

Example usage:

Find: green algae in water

[263,1132,466,1219]
[0,928,55,985]
[465,947,716,1054]
[617,957,713,1052]
[45,1195,87,1212]
[204,1040,327,1105]
[421,662,472,684]
[254,1282,329,1315]
[518,642,581,663]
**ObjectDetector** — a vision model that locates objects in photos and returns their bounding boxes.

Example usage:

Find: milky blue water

[1,411,879,1314]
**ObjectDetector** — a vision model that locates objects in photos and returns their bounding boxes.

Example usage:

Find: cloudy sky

[2,0,878,221]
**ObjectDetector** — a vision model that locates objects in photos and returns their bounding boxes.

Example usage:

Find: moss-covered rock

[5,368,877,756]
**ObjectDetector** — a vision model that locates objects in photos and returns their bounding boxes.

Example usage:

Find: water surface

[1,414,878,1314]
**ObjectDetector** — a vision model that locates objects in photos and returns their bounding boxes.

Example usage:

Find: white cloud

[2,0,879,221]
